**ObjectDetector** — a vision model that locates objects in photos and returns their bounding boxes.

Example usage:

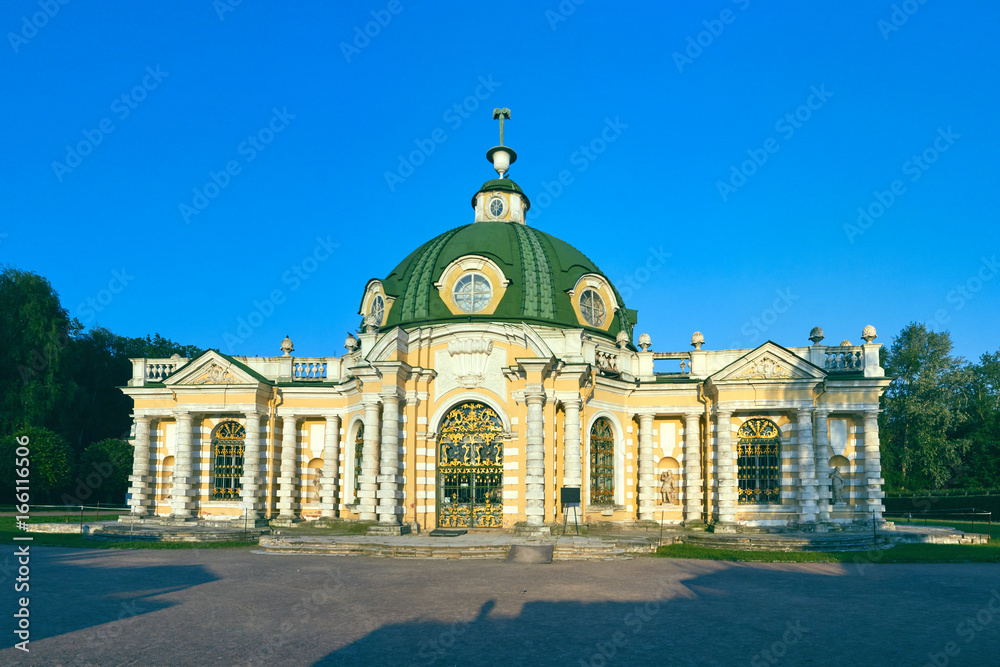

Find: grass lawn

[655,541,1000,563]
[0,516,253,550]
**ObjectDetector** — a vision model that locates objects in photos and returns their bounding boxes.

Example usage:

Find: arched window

[737,417,781,505]
[590,417,615,505]
[453,273,493,313]
[211,421,245,500]
[353,423,365,502]
[580,289,606,327]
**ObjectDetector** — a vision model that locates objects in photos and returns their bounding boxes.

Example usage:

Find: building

[122,113,891,534]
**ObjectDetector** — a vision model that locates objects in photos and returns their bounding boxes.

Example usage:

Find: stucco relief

[434,339,506,400]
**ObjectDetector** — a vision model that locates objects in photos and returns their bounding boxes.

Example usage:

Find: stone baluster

[524,389,546,526]
[277,415,298,520]
[127,415,152,516]
[172,413,195,519]
[637,413,656,521]
[321,415,341,518]
[377,391,403,526]
[683,412,703,525]
[796,409,818,524]
[240,412,262,519]
[715,409,736,526]
[358,399,382,522]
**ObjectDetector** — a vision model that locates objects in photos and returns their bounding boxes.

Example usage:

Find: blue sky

[2,1,997,362]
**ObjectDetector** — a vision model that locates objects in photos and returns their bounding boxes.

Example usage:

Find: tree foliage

[0,426,74,504]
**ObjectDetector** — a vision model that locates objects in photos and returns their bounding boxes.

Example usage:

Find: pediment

[711,342,824,383]
[164,351,261,386]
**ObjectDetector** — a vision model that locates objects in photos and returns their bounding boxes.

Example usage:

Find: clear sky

[2,1,997,362]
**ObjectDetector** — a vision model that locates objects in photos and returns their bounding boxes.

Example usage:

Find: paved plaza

[2,546,998,666]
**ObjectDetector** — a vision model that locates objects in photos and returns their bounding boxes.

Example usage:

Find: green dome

[379,221,637,342]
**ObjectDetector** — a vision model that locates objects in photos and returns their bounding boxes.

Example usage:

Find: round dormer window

[370,295,384,325]
[453,273,492,313]
[488,196,506,218]
[580,289,606,327]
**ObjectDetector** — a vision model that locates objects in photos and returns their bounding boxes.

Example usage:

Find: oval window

[453,274,493,313]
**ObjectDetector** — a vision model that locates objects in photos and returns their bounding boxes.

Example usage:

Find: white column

[796,409,818,524]
[377,391,403,525]
[637,413,656,521]
[524,389,546,526]
[357,399,381,522]
[863,410,885,521]
[683,412,703,525]
[562,397,582,490]
[715,409,736,525]
[240,412,262,518]
[813,409,832,522]
[277,415,298,520]
[171,413,195,519]
[321,415,341,518]
[127,415,152,516]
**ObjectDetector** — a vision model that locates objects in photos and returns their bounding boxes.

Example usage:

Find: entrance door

[437,402,504,528]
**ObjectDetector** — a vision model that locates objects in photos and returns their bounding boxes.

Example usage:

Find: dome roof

[379,221,637,342]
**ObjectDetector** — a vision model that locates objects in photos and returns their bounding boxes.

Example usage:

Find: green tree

[0,266,80,435]
[61,438,133,505]
[880,323,971,491]
[960,350,1000,489]
[0,426,74,504]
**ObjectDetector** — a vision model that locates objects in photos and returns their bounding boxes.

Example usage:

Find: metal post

[79,505,84,532]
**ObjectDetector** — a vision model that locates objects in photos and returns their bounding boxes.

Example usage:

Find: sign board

[560,487,581,505]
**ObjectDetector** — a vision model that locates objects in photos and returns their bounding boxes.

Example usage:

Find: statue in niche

[165,471,174,501]
[830,467,845,504]
[659,471,677,505]
[313,468,324,503]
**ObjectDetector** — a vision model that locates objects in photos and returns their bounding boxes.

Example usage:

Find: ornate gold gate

[437,402,504,528]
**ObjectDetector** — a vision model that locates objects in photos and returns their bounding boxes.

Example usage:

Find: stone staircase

[90,523,268,543]
[681,532,891,552]
[257,536,634,560]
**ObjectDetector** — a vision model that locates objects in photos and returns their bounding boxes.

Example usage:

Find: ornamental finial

[486,108,517,178]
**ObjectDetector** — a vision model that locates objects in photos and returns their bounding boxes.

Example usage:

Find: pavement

[1,546,998,666]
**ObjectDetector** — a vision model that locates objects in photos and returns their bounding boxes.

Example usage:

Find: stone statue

[830,467,845,504]
[165,472,174,501]
[313,468,324,502]
[659,471,676,505]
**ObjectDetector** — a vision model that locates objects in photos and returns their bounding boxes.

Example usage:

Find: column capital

[715,408,732,419]
[796,407,814,419]
[379,386,405,401]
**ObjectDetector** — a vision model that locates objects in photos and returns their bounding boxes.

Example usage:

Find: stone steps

[257,537,633,560]
[92,525,267,543]
[681,532,890,552]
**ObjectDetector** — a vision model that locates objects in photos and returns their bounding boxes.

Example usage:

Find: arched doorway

[736,417,781,505]
[437,402,504,528]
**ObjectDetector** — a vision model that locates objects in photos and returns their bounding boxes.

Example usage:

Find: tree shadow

[3,547,219,644]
